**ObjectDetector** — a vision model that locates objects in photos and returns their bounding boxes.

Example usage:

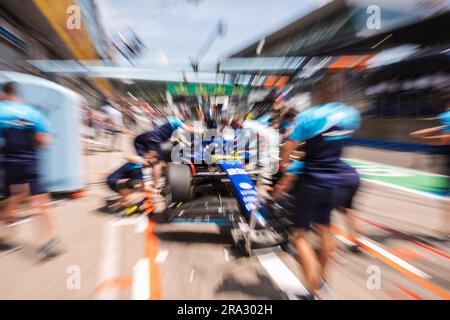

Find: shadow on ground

[215,272,285,300]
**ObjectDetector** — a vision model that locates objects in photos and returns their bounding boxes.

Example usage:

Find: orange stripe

[95,276,133,292]
[389,247,424,262]
[352,215,450,260]
[331,225,450,300]
[145,220,161,299]
[397,285,422,300]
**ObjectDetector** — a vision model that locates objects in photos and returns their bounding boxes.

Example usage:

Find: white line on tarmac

[257,252,309,299]
[95,222,121,300]
[135,217,149,233]
[111,216,148,233]
[335,234,356,247]
[344,158,447,177]
[361,178,447,200]
[343,158,447,199]
[189,269,196,283]
[285,293,300,300]
[6,218,32,227]
[132,258,150,300]
[155,250,168,264]
[112,217,142,226]
[357,237,432,280]
[334,234,432,280]
[223,248,230,261]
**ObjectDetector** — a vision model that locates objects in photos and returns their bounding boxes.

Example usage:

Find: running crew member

[106,158,152,211]
[279,75,361,298]
[0,82,60,258]
[133,115,200,190]
[410,102,450,238]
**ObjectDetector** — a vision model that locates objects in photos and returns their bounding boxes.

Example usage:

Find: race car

[160,138,291,255]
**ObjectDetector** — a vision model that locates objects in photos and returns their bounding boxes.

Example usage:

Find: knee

[292,228,306,242]
[32,194,51,213]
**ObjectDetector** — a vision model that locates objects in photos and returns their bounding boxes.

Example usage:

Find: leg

[315,224,334,282]
[344,208,360,241]
[118,188,134,207]
[124,191,146,205]
[291,179,322,294]
[292,228,321,293]
[152,161,163,189]
[30,193,54,246]
[337,207,361,252]
[2,183,29,223]
[29,173,63,258]
[334,175,361,248]
[0,184,29,243]
[114,180,133,208]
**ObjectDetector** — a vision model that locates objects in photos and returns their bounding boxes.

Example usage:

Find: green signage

[344,159,449,196]
[167,83,250,96]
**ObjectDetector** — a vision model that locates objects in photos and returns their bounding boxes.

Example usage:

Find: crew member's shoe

[348,243,362,253]
[0,240,21,252]
[37,239,63,260]
[296,292,317,300]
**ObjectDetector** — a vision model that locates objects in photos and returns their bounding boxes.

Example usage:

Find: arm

[33,110,51,147]
[34,132,51,147]
[421,133,450,146]
[272,173,298,200]
[175,130,191,146]
[138,180,146,191]
[410,125,447,139]
[182,123,204,134]
[280,139,299,171]
[410,124,450,146]
[123,154,146,165]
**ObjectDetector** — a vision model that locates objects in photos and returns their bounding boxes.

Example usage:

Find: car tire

[160,141,174,163]
[166,163,192,203]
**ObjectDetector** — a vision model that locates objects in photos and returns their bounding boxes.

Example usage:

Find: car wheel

[166,163,192,203]
[160,141,174,163]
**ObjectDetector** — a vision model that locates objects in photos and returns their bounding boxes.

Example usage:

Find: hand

[144,185,158,193]
[271,182,287,201]
[271,174,296,200]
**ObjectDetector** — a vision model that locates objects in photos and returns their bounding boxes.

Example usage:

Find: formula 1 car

[160,138,293,255]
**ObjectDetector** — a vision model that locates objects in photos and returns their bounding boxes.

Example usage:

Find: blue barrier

[347,138,447,154]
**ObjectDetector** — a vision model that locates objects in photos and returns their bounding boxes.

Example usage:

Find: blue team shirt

[285,160,304,174]
[138,116,183,144]
[0,100,49,167]
[288,102,360,177]
[107,162,144,184]
[439,110,450,133]
[167,116,183,130]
